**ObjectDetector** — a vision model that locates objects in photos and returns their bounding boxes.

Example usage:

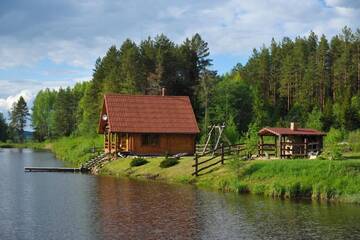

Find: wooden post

[261,135,264,157]
[194,154,198,176]
[274,136,277,157]
[304,138,308,157]
[221,143,224,164]
[115,133,118,154]
[279,135,282,159]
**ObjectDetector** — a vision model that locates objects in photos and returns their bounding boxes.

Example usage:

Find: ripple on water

[0,148,360,240]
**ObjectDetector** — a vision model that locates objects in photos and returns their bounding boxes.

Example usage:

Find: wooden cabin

[258,122,326,158]
[98,94,200,156]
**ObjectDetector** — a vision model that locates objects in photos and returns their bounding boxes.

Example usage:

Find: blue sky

[0,0,360,118]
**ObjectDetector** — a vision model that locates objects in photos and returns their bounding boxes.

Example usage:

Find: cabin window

[142,134,160,146]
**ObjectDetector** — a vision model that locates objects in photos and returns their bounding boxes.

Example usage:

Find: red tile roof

[258,127,326,136]
[98,94,200,134]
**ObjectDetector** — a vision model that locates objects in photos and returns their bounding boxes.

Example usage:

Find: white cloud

[0,0,359,92]
[0,76,90,117]
[0,0,358,72]
[0,89,32,111]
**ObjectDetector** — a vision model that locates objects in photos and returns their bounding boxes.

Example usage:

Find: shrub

[348,130,360,152]
[244,123,259,158]
[159,157,179,168]
[322,128,344,160]
[306,107,323,130]
[224,114,240,144]
[130,157,148,167]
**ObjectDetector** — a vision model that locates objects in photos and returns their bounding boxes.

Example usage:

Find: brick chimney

[290,122,297,131]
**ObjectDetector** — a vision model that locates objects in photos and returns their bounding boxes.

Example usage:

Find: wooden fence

[192,143,245,176]
[195,144,211,154]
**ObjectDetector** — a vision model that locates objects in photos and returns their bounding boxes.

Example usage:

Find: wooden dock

[24,167,89,173]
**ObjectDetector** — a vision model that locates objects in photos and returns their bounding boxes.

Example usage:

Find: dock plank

[24,167,88,173]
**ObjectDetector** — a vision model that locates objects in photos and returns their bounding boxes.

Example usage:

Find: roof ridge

[104,94,189,98]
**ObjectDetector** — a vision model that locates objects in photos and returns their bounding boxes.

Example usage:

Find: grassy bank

[0,136,103,166]
[101,153,360,203]
[3,136,360,203]
[50,136,103,165]
[0,141,47,149]
[202,157,360,203]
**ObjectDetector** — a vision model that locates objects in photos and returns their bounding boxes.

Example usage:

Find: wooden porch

[104,131,129,154]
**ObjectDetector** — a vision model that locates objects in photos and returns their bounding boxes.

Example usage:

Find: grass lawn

[101,152,360,203]
[101,156,197,183]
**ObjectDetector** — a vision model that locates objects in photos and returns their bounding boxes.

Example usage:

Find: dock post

[194,154,198,176]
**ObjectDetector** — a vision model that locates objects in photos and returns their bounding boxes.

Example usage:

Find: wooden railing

[258,141,322,158]
[192,143,245,176]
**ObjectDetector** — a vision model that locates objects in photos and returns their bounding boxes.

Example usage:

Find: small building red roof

[98,94,200,134]
[258,127,326,136]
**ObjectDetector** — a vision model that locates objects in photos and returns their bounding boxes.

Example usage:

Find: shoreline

[99,154,360,204]
[3,139,360,204]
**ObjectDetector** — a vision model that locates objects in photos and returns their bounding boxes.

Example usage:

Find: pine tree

[270,39,281,106]
[9,96,29,143]
[316,35,331,109]
[0,112,8,142]
[353,29,360,94]
[51,88,77,137]
[119,39,142,94]
[197,70,217,140]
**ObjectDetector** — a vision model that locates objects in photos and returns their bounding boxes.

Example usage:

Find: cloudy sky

[0,0,359,117]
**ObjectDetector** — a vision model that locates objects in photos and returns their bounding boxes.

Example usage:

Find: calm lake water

[1,148,360,240]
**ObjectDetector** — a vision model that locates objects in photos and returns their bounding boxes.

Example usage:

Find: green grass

[198,154,360,203]
[0,141,46,149]
[4,135,360,203]
[1,136,103,166]
[101,152,360,203]
[101,156,197,183]
[50,135,103,166]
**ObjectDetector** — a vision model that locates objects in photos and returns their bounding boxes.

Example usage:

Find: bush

[348,130,360,152]
[244,123,259,158]
[130,157,148,167]
[322,128,344,160]
[159,157,179,168]
[306,107,323,130]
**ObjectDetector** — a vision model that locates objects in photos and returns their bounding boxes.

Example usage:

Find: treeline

[31,84,87,141]
[28,27,360,143]
[236,26,360,131]
[31,34,212,141]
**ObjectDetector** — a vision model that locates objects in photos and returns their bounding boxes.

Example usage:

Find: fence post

[194,154,198,176]
[221,143,224,164]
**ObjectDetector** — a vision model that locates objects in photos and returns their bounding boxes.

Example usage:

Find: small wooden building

[258,123,326,158]
[98,94,199,156]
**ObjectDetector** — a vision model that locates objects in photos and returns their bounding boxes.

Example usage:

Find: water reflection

[96,177,200,239]
[1,148,360,240]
